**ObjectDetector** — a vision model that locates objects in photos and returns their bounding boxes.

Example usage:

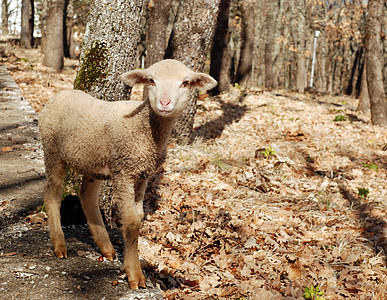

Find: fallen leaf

[1,146,13,152]
[25,212,47,224]
[244,236,258,249]
[287,265,303,280]
[241,263,251,277]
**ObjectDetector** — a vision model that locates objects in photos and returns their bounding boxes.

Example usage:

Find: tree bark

[364,0,387,127]
[264,0,276,89]
[43,0,64,71]
[164,0,220,144]
[357,58,370,115]
[234,0,255,88]
[293,0,306,93]
[20,0,34,48]
[40,0,48,53]
[209,0,231,94]
[74,1,145,101]
[353,47,364,98]
[64,0,76,59]
[317,33,327,92]
[145,0,171,68]
[143,0,172,101]
[1,0,9,35]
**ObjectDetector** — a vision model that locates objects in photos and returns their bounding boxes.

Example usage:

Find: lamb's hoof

[54,246,68,259]
[125,265,146,289]
[129,279,146,290]
[103,251,116,261]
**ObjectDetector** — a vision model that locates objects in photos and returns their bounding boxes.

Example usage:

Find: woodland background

[1,0,387,299]
[1,0,387,133]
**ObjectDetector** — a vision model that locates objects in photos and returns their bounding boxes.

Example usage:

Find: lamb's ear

[187,73,218,91]
[120,70,155,86]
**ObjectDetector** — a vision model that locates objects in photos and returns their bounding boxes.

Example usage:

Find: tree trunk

[145,0,171,68]
[143,0,172,101]
[345,48,362,96]
[357,58,370,115]
[209,0,231,94]
[164,0,220,144]
[40,0,48,53]
[264,0,276,89]
[74,1,145,101]
[296,54,306,93]
[317,33,327,92]
[20,0,34,48]
[43,0,65,71]
[354,47,364,98]
[364,0,387,127]
[234,0,254,88]
[1,0,9,35]
[64,0,76,59]
[293,0,306,93]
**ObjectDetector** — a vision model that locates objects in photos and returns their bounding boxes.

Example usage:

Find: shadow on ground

[292,141,387,266]
[0,204,163,300]
[194,97,248,141]
[339,185,387,265]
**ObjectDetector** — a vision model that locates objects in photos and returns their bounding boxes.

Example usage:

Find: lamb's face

[146,73,192,117]
[121,59,217,118]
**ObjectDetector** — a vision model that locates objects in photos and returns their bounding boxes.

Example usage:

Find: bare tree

[1,0,9,35]
[364,0,387,127]
[292,0,306,93]
[64,0,76,59]
[164,0,220,143]
[210,0,231,94]
[143,0,172,100]
[357,58,370,115]
[264,0,277,89]
[145,0,172,68]
[234,0,255,88]
[43,0,65,71]
[74,1,145,101]
[20,0,34,48]
[346,47,363,96]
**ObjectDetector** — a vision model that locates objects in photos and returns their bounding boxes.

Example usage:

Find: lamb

[38,59,217,289]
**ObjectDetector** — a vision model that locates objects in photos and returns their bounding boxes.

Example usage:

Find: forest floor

[1,45,387,300]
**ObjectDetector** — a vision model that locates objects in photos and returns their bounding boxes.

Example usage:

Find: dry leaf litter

[2,46,387,300]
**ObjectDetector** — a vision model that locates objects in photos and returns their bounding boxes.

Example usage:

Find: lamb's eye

[180,81,189,88]
[148,78,155,86]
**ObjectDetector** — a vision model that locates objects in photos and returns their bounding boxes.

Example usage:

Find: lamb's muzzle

[38,59,217,289]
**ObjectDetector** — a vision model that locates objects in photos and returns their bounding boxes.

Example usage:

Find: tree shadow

[292,144,387,265]
[274,92,370,125]
[338,185,387,265]
[346,113,365,123]
[143,172,164,218]
[144,265,194,292]
[194,97,248,141]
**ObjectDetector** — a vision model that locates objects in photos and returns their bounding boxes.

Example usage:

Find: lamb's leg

[44,160,67,258]
[114,177,146,289]
[80,176,116,261]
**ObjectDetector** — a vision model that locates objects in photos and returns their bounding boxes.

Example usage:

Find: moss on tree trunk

[74,41,109,92]
[75,1,145,101]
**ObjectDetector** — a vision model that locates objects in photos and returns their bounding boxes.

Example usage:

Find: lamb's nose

[160,94,171,107]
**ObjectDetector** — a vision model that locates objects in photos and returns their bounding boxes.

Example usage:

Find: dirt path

[1,222,162,300]
[0,64,45,217]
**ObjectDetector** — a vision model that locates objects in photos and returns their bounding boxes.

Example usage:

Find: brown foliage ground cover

[2,46,387,299]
